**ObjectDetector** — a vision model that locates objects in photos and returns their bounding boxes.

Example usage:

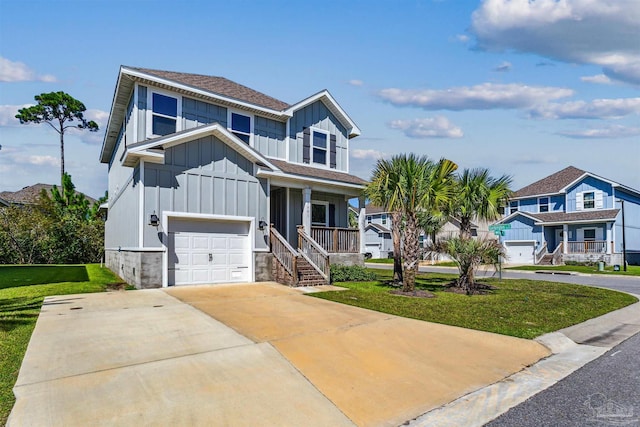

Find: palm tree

[365,158,404,283]
[429,237,504,294]
[395,155,457,292]
[452,168,512,239]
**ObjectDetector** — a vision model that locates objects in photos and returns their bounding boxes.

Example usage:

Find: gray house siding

[289,100,348,172]
[254,116,286,159]
[182,96,227,130]
[137,85,147,141]
[105,168,140,248]
[141,135,269,250]
[288,189,303,247]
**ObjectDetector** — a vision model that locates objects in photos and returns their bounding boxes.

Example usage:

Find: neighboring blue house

[100,66,367,288]
[494,166,640,266]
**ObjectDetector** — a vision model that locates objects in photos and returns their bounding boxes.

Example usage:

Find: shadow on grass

[0,265,89,289]
[0,296,42,333]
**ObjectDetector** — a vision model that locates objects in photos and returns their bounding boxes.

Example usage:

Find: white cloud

[471,0,640,85]
[0,104,31,126]
[0,57,57,82]
[351,149,386,160]
[580,74,612,85]
[558,125,640,139]
[493,61,512,72]
[378,83,573,110]
[4,153,59,167]
[529,97,640,119]
[347,79,364,87]
[389,116,464,139]
[455,34,470,43]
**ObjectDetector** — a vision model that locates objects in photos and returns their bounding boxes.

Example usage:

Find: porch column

[563,224,568,254]
[606,222,612,254]
[302,186,312,235]
[358,196,366,254]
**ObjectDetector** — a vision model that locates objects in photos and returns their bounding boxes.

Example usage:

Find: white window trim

[146,88,182,138]
[582,191,596,210]
[311,200,329,226]
[509,200,519,214]
[310,127,330,167]
[227,109,253,147]
[538,197,549,213]
[583,227,597,241]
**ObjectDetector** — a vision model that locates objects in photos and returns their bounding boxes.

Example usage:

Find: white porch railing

[310,226,360,253]
[566,241,607,254]
[297,227,330,281]
[535,242,548,264]
[551,242,563,265]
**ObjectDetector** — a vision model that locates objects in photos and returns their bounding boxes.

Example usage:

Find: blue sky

[1,0,638,199]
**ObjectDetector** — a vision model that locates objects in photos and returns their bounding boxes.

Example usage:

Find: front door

[555,228,564,250]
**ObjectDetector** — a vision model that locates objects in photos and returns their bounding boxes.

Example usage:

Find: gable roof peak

[512,165,587,198]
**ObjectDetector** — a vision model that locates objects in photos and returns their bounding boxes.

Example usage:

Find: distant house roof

[267,159,367,186]
[366,223,391,234]
[365,204,387,215]
[129,67,290,111]
[529,209,620,224]
[512,166,586,198]
[0,184,97,205]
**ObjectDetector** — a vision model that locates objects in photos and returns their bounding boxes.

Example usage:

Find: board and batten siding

[105,168,140,248]
[502,215,542,243]
[254,116,286,159]
[289,100,349,172]
[566,177,613,211]
[141,135,269,250]
[182,96,227,130]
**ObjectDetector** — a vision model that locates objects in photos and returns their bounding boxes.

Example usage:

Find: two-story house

[361,204,486,259]
[494,166,640,266]
[100,66,368,289]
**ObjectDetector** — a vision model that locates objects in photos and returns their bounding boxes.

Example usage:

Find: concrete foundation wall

[329,253,365,267]
[255,252,274,282]
[562,253,623,266]
[105,250,163,289]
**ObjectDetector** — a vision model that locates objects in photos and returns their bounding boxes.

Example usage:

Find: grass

[0,264,122,425]
[507,264,640,276]
[313,269,637,340]
[366,258,459,267]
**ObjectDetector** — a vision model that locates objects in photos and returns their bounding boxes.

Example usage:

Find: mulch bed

[442,281,498,295]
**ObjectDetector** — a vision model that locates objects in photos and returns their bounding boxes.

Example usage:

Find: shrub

[330,264,376,283]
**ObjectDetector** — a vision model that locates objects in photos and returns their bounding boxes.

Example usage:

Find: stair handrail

[535,242,548,264]
[551,242,563,265]
[297,226,330,281]
[269,225,298,278]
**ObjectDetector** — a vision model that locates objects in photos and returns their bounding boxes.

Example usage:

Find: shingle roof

[129,67,290,111]
[268,159,367,186]
[366,223,391,233]
[527,209,619,223]
[365,204,387,215]
[0,184,97,205]
[512,166,586,198]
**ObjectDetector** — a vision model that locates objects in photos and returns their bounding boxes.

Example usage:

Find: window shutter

[576,192,583,211]
[330,134,337,169]
[595,191,604,209]
[329,204,336,227]
[302,127,310,164]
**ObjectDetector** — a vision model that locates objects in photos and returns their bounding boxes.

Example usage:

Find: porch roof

[530,209,620,225]
[267,159,367,186]
[366,223,391,233]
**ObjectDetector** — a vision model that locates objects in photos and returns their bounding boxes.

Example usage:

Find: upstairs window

[312,130,328,166]
[230,112,251,144]
[583,192,595,209]
[367,215,372,224]
[509,201,518,215]
[381,214,387,225]
[151,93,178,136]
[539,197,549,213]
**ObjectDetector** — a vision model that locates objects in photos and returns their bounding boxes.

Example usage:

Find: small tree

[429,237,504,294]
[16,92,99,186]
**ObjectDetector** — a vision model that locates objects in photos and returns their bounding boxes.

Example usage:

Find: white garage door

[365,243,381,259]
[504,241,535,264]
[168,219,251,286]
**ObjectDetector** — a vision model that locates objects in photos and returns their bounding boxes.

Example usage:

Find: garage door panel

[168,220,251,286]
[505,242,534,264]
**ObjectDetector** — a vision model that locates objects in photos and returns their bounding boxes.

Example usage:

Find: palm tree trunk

[402,213,419,292]
[460,216,472,240]
[391,211,403,283]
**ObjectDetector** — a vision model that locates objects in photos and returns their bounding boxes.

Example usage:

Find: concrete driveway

[9,283,549,427]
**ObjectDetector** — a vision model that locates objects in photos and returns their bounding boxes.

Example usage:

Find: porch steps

[537,254,554,266]
[296,257,328,286]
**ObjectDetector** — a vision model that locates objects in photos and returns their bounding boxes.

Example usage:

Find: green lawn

[313,269,636,340]
[508,264,640,276]
[366,258,459,267]
[0,264,122,425]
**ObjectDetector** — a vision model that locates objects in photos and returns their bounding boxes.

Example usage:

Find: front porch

[536,222,620,265]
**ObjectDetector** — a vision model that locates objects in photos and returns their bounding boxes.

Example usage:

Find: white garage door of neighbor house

[504,242,535,264]
[365,243,381,259]
[168,219,251,286]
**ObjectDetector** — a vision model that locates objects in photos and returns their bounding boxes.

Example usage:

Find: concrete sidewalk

[8,282,549,427]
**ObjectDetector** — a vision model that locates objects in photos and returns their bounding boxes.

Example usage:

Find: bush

[330,264,376,283]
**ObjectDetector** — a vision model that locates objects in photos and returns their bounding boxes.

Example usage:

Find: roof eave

[285,90,361,138]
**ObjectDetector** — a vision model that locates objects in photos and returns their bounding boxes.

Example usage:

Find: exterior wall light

[258,219,268,231]
[149,212,160,227]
